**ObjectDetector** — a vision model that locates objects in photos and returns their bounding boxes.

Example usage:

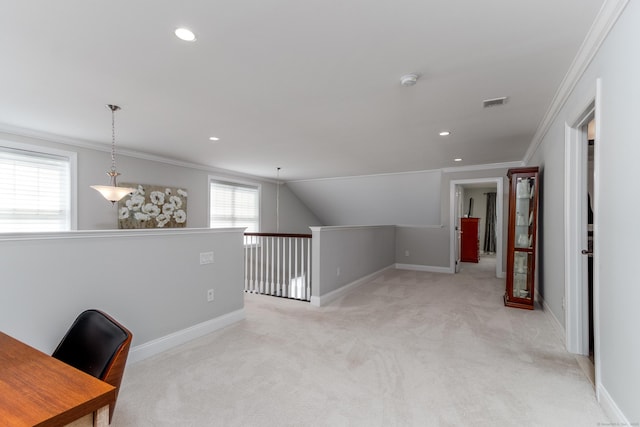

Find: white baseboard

[310,265,394,307]
[536,294,631,426]
[395,263,452,274]
[497,271,506,279]
[128,308,245,364]
[537,294,565,344]
[597,383,631,426]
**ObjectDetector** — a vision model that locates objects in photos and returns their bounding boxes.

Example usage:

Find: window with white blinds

[209,179,260,232]
[0,146,72,232]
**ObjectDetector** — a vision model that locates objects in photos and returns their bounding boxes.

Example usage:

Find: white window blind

[0,147,71,232]
[209,180,259,232]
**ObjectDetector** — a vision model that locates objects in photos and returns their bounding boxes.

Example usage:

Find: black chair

[52,309,133,423]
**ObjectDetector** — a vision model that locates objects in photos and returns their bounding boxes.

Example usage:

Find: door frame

[454,185,465,273]
[449,178,504,278]
[564,101,593,356]
[564,79,601,389]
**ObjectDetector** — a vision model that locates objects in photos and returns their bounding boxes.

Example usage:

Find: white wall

[0,129,321,363]
[0,229,245,359]
[0,130,321,233]
[290,166,511,272]
[527,1,640,422]
[440,168,512,273]
[310,226,396,305]
[261,183,323,233]
[288,170,441,226]
[395,225,449,269]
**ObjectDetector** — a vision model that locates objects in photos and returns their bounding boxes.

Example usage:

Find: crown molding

[289,160,524,183]
[523,0,630,164]
[441,161,523,174]
[0,123,277,184]
[288,168,442,184]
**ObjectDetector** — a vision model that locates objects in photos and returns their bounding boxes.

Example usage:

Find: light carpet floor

[113,259,608,426]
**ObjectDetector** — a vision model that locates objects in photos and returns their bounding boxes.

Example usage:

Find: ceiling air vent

[482,97,509,108]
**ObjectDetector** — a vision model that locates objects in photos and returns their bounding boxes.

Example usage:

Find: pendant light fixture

[90,104,135,204]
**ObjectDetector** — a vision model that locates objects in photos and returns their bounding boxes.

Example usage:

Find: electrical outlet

[405,250,410,257]
[200,252,214,265]
[207,289,214,302]
[336,267,341,276]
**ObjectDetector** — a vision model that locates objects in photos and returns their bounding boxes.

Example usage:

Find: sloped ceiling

[288,170,442,226]
[0,0,605,181]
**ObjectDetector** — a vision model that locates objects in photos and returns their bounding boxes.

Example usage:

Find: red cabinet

[460,217,480,263]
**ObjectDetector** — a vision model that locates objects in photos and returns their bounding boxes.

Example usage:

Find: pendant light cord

[106,104,121,174]
[110,108,117,172]
[276,167,281,233]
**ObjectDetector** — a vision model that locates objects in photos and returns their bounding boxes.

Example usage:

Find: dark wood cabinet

[460,217,480,263]
[504,167,539,310]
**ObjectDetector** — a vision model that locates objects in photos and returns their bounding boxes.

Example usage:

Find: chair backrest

[52,309,132,422]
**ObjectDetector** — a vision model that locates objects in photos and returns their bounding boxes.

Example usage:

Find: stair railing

[244,233,312,301]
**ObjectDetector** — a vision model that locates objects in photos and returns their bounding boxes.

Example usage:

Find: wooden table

[0,332,115,427]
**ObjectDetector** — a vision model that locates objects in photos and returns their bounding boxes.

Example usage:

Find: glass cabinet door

[505,167,539,310]
[514,176,535,249]
[512,251,532,300]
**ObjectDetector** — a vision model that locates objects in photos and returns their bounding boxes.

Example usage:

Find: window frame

[0,140,78,232]
[208,175,261,236]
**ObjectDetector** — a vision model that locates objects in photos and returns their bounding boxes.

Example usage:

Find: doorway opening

[586,118,595,362]
[565,89,600,389]
[450,178,504,278]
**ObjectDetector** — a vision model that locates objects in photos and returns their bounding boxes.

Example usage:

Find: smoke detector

[400,73,419,87]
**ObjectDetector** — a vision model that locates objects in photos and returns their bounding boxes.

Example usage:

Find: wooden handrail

[244,232,312,238]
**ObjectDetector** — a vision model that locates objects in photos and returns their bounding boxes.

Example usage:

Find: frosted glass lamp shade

[91,184,135,203]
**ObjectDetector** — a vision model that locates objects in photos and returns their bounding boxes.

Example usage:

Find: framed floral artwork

[118,184,188,229]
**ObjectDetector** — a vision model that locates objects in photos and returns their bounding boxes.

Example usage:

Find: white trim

[0,227,245,242]
[208,174,263,188]
[0,123,277,183]
[0,139,78,231]
[128,309,246,364]
[395,224,444,229]
[538,293,566,343]
[562,79,607,413]
[310,265,393,307]
[449,178,504,279]
[564,103,594,356]
[208,176,261,232]
[523,0,630,165]
[597,383,631,426]
[309,225,394,232]
[289,168,442,183]
[593,78,603,403]
[290,161,521,184]
[395,263,451,274]
[441,161,523,174]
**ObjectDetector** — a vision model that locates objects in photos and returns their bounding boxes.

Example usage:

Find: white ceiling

[0,0,604,181]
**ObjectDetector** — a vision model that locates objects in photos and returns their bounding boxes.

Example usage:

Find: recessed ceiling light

[175,28,196,42]
[209,136,220,141]
[454,158,463,162]
[439,131,451,136]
